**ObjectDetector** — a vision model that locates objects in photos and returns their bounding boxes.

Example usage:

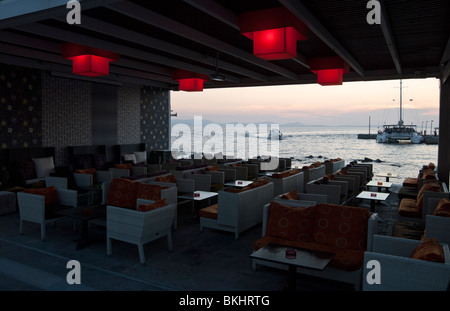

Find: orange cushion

[410,238,445,263]
[266,201,315,242]
[155,174,176,183]
[248,177,268,189]
[422,169,436,180]
[280,190,298,200]
[114,163,132,171]
[24,185,58,207]
[137,198,167,212]
[136,183,168,201]
[75,168,96,175]
[403,177,418,188]
[434,198,450,217]
[199,204,218,219]
[205,166,219,171]
[398,198,421,218]
[106,178,138,209]
[312,204,370,250]
[417,181,442,209]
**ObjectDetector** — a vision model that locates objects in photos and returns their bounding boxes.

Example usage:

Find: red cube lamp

[62,43,119,77]
[173,70,210,92]
[309,56,350,86]
[239,7,308,60]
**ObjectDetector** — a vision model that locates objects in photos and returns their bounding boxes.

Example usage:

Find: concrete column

[438,77,450,186]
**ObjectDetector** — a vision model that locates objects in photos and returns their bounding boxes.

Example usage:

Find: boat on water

[376,80,423,144]
[268,129,283,140]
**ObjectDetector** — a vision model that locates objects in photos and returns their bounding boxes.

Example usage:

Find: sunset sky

[170,77,440,128]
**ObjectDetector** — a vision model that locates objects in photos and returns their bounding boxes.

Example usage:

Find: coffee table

[375,172,398,182]
[366,181,392,192]
[224,180,253,188]
[177,191,218,217]
[56,205,106,250]
[356,191,390,212]
[250,243,334,291]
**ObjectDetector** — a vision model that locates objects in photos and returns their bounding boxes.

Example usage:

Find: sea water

[172,125,438,182]
[279,126,438,181]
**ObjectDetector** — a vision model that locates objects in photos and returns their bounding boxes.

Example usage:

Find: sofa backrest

[218,181,273,229]
[311,203,370,250]
[105,178,170,209]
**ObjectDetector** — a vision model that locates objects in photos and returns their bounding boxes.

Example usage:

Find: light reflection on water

[171,125,438,181]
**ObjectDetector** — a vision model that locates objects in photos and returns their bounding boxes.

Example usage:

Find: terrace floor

[0,183,419,295]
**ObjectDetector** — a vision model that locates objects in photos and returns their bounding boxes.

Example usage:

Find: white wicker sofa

[199,179,274,239]
[324,158,345,175]
[107,199,176,264]
[363,235,450,291]
[253,201,379,290]
[305,178,349,205]
[17,187,78,241]
[268,170,305,196]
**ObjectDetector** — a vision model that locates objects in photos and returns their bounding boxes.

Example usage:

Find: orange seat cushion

[199,204,218,219]
[410,238,445,263]
[280,190,298,200]
[434,198,450,217]
[106,178,139,209]
[398,198,420,218]
[416,181,442,210]
[24,185,58,207]
[312,204,370,250]
[266,201,315,242]
[402,177,418,188]
[137,198,167,212]
[155,174,176,183]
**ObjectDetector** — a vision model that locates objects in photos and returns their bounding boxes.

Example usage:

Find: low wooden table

[56,205,106,250]
[250,243,334,291]
[356,191,390,212]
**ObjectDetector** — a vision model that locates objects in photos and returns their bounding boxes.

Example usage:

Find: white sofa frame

[200,182,274,239]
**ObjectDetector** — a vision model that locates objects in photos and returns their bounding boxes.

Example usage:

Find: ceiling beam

[440,35,450,67]
[13,22,231,83]
[279,0,365,77]
[379,0,402,75]
[55,15,264,82]
[183,0,310,70]
[0,29,174,77]
[0,42,176,86]
[182,0,239,31]
[106,1,299,80]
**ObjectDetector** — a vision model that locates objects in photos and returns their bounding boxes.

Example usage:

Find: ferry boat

[376,80,423,144]
[268,129,283,140]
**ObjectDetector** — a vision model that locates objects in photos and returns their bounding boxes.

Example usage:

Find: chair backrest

[45,176,68,189]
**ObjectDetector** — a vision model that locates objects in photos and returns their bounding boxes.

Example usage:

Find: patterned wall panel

[117,83,141,144]
[41,72,92,165]
[140,86,170,151]
[0,64,42,150]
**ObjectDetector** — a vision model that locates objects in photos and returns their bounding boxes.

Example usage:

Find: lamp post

[422,121,424,134]
[431,120,433,135]
[425,121,428,135]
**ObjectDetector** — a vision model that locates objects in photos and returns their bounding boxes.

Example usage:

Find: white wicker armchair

[363,235,450,291]
[17,188,78,241]
[106,199,176,263]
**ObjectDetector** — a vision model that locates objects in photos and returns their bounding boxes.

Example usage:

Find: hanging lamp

[62,43,119,77]
[239,7,308,60]
[309,56,350,86]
